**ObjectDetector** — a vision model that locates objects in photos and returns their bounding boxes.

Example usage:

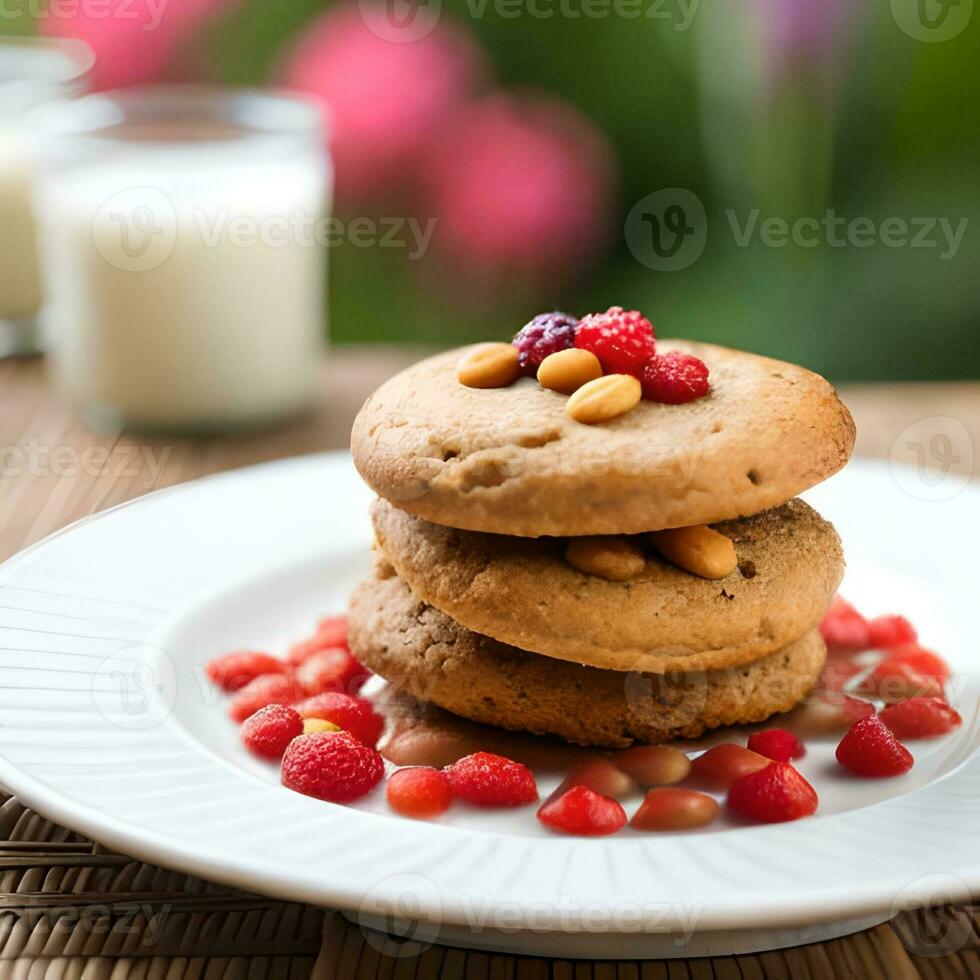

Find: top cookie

[351,339,855,537]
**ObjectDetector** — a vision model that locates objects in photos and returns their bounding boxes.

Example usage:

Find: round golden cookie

[348,568,827,748]
[351,339,855,537]
[371,496,843,673]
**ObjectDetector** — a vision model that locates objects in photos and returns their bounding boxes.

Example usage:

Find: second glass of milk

[34,87,331,432]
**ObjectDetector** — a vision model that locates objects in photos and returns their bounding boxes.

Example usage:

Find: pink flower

[420,93,614,291]
[281,4,485,205]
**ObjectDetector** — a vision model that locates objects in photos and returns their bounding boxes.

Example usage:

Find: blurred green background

[6,0,980,379]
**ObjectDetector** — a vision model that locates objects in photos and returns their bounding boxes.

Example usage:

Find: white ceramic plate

[0,452,977,959]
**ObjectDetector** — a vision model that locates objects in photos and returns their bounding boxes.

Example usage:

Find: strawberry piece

[819,596,870,650]
[836,715,914,777]
[229,673,304,723]
[444,752,538,807]
[631,788,719,831]
[856,659,945,704]
[817,657,864,694]
[281,731,384,803]
[747,729,805,762]
[387,767,454,819]
[537,785,627,836]
[295,646,371,697]
[574,307,655,377]
[241,704,303,759]
[640,351,710,404]
[886,644,951,684]
[688,743,770,791]
[285,614,350,666]
[294,692,385,748]
[727,762,818,823]
[867,615,917,649]
[206,651,286,692]
[879,697,962,740]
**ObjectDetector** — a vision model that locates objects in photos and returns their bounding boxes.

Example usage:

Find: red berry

[206,651,286,692]
[295,647,371,697]
[574,307,655,377]
[537,785,626,836]
[631,788,719,831]
[688,743,770,791]
[241,704,303,759]
[281,731,384,803]
[444,752,538,807]
[856,659,945,704]
[879,697,962,740]
[229,673,305,723]
[867,615,917,649]
[886,644,951,684]
[640,351,709,404]
[294,692,385,748]
[836,715,914,778]
[819,596,871,650]
[727,762,819,823]
[747,729,805,762]
[817,657,863,694]
[512,312,578,373]
[387,767,454,819]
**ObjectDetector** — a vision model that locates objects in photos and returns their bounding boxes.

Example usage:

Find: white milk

[0,130,41,320]
[36,95,331,431]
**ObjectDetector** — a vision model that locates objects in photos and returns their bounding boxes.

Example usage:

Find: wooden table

[1,350,978,978]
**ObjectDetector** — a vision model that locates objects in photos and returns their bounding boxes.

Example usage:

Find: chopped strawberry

[867,615,917,650]
[688,743,770,791]
[285,614,350,666]
[747,729,805,762]
[294,692,385,748]
[727,762,818,823]
[885,644,951,684]
[206,651,286,692]
[819,596,870,650]
[836,715,914,778]
[537,785,627,836]
[295,646,371,697]
[630,788,719,831]
[817,657,864,694]
[241,704,303,759]
[444,752,538,807]
[856,659,945,704]
[229,673,304,723]
[387,767,454,819]
[879,698,962,740]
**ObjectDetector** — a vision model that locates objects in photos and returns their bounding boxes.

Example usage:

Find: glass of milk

[0,37,91,357]
[34,87,331,433]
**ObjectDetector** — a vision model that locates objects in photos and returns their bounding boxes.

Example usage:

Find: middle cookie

[371,496,844,673]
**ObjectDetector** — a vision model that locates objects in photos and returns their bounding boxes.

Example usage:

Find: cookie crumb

[720,589,735,601]
[739,560,757,579]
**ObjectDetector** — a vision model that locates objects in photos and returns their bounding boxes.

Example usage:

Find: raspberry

[387,767,454,819]
[867,615,917,649]
[512,312,578,373]
[229,673,305,723]
[630,788,719,831]
[574,307,655,377]
[281,731,384,803]
[294,692,385,748]
[295,647,371,697]
[747,729,805,762]
[537,785,626,836]
[241,704,303,759]
[640,351,709,404]
[879,697,962,740]
[836,715,914,778]
[886,644,951,684]
[819,596,871,650]
[727,762,818,823]
[855,659,945,704]
[206,651,286,692]
[688,743,770,791]
[286,615,350,667]
[444,752,538,807]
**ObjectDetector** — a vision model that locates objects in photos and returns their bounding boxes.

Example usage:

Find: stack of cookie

[348,336,855,748]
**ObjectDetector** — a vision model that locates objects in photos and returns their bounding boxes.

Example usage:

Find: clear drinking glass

[34,86,332,433]
[0,36,91,357]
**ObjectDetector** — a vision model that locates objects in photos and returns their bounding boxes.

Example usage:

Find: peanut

[649,525,737,580]
[537,348,602,395]
[565,536,646,581]
[456,343,521,389]
[303,718,341,735]
[565,373,641,424]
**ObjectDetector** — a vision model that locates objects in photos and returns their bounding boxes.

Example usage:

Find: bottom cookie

[348,566,827,748]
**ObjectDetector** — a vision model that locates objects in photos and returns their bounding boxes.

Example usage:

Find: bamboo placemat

[1,352,978,977]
